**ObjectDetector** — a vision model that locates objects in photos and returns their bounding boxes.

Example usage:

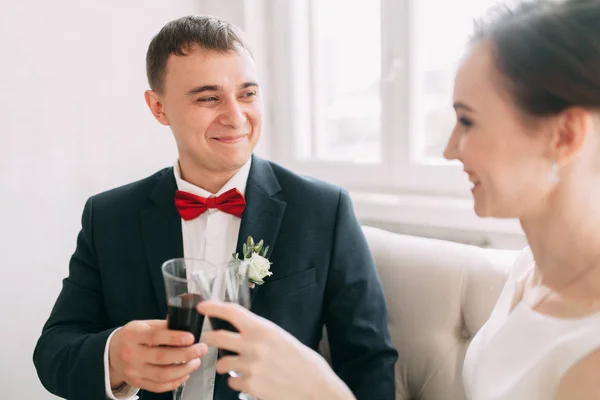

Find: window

[413,0,504,160]
[304,0,382,164]
[267,0,504,196]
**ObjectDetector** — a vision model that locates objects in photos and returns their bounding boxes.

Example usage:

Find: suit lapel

[140,169,183,318]
[236,156,287,303]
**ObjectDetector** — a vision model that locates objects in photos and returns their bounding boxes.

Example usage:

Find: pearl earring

[548,160,559,184]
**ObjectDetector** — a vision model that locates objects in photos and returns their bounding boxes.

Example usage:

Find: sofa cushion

[320,226,519,400]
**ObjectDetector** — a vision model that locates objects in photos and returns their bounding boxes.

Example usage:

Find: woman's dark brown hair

[472,0,600,117]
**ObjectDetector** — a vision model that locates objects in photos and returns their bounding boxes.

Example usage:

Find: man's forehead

[164,46,258,87]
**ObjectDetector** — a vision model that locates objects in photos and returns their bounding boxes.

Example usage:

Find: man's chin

[213,152,252,172]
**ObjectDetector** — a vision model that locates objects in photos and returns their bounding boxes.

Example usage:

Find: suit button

[209,378,215,387]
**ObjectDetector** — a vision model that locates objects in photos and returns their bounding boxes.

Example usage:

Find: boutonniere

[233,236,272,288]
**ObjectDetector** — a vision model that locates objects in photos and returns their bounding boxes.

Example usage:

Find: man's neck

[178,161,240,195]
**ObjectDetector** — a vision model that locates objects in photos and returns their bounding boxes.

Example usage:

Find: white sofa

[321,226,521,400]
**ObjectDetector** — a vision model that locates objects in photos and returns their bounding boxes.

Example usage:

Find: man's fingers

[141,343,208,366]
[203,330,243,354]
[197,301,254,332]
[138,374,191,393]
[144,320,168,329]
[139,325,195,347]
[143,358,201,384]
[123,319,195,347]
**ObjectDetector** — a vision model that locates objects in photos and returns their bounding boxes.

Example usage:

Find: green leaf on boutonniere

[244,243,253,259]
[237,235,271,261]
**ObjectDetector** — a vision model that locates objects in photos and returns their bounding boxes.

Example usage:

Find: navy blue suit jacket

[33,156,398,399]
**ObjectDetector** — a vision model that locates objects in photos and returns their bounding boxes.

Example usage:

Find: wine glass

[210,260,254,400]
[162,258,219,400]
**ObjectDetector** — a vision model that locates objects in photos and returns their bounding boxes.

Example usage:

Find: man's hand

[109,320,208,393]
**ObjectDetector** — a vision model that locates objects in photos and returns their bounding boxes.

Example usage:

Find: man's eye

[197,96,218,102]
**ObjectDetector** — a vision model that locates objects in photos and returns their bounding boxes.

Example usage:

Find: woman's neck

[520,178,600,299]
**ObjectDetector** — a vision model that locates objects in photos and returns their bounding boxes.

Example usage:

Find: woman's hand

[197,301,355,400]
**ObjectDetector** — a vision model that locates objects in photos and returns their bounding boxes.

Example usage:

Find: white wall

[0,1,212,398]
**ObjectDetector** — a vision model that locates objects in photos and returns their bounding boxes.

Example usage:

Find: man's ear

[144,90,170,126]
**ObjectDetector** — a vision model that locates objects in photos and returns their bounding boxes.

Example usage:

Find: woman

[199,0,600,398]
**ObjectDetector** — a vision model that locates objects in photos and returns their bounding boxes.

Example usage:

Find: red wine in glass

[162,258,220,400]
[167,293,205,343]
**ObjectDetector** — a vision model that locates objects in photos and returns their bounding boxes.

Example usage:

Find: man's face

[146,46,262,176]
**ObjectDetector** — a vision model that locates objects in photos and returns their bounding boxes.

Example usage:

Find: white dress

[463,247,600,400]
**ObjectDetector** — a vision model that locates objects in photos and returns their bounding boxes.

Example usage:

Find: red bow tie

[175,188,246,220]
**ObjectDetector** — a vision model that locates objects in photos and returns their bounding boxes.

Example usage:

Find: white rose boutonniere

[233,236,272,288]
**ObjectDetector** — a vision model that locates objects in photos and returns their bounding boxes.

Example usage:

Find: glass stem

[173,382,185,400]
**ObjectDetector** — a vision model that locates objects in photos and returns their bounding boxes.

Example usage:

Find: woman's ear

[549,107,591,166]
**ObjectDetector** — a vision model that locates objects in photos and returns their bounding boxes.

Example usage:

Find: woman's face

[444,42,555,218]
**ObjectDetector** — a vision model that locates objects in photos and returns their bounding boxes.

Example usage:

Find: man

[33,15,397,400]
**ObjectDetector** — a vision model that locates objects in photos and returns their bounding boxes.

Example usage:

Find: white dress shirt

[103,158,252,400]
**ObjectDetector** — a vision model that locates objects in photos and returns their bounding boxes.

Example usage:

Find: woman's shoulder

[556,347,600,400]
[489,246,533,311]
[507,246,535,281]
